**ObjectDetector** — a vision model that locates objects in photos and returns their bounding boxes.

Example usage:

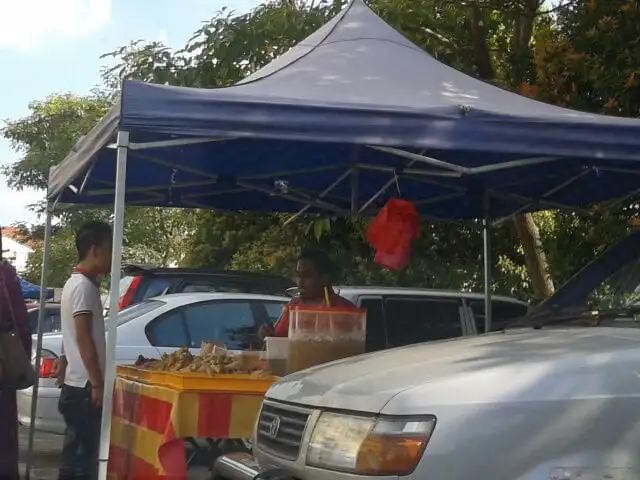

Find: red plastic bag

[374,241,411,270]
[365,198,419,270]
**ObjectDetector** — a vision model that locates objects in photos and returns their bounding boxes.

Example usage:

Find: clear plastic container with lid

[287,305,367,373]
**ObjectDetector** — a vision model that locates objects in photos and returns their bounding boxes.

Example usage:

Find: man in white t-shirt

[56,221,111,480]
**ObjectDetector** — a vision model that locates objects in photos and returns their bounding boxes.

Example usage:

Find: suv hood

[267,327,640,413]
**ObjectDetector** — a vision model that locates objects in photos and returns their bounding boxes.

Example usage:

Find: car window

[138,278,173,300]
[265,302,286,322]
[469,300,528,332]
[146,310,189,347]
[111,300,165,326]
[27,308,61,333]
[183,301,257,349]
[103,275,135,311]
[587,256,640,310]
[46,309,61,332]
[181,280,222,293]
[358,297,387,352]
[384,297,463,347]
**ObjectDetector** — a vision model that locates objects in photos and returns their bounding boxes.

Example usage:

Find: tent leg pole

[25,207,53,480]
[98,130,129,480]
[483,195,492,333]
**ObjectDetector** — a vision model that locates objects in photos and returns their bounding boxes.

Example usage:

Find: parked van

[215,230,640,480]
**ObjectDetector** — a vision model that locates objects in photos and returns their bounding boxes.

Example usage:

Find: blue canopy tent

[29,1,640,478]
[47,1,640,220]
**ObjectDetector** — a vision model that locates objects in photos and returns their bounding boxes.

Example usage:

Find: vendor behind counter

[259,248,355,339]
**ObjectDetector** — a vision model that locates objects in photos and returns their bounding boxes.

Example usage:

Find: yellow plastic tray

[116,365,277,394]
[116,365,159,383]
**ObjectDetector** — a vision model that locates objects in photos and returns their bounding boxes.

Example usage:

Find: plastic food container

[287,305,367,373]
[265,337,290,377]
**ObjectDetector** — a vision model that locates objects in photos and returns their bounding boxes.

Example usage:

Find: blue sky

[0,0,260,227]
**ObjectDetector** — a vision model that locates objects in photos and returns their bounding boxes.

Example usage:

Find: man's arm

[74,313,103,388]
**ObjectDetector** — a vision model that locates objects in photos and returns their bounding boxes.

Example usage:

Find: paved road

[18,426,63,479]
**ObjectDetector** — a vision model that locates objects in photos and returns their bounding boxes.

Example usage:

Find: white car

[18,292,288,434]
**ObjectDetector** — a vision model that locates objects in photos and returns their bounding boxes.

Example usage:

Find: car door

[144,299,286,356]
[383,295,464,348]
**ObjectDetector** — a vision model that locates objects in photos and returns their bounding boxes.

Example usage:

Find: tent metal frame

[27,131,640,480]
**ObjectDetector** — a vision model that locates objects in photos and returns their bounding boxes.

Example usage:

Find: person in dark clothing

[0,234,32,479]
[259,248,355,338]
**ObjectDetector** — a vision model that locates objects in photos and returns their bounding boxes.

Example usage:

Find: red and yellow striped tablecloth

[107,376,265,479]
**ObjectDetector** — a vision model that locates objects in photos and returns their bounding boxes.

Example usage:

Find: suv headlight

[306,412,436,475]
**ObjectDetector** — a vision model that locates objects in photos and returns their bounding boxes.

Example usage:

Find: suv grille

[256,403,310,460]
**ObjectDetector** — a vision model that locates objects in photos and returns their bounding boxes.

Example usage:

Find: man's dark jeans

[57,384,102,480]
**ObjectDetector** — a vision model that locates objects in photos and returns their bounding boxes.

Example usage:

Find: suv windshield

[513,230,640,328]
[588,256,640,311]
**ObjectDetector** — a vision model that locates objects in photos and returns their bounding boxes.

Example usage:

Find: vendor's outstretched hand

[259,323,275,340]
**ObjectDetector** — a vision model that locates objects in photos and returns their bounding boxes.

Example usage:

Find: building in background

[1,227,34,273]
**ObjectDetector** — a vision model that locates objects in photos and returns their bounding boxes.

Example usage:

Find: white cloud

[0,0,111,51]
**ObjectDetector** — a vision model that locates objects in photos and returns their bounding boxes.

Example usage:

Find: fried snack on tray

[133,341,271,377]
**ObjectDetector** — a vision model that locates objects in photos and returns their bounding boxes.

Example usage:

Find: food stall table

[107,375,268,479]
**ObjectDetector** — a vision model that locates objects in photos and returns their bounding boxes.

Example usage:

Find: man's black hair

[75,221,112,261]
[298,247,334,278]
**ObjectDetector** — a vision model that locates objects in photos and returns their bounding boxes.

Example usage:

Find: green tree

[533,0,640,116]
[2,92,111,192]
[12,0,633,302]
[22,226,77,287]
[2,93,196,281]
[100,0,559,300]
[529,0,640,277]
[21,207,198,288]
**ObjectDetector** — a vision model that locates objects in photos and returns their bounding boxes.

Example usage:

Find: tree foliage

[1,93,198,285]
[530,0,640,280]
[2,92,110,192]
[533,0,640,116]
[4,0,638,299]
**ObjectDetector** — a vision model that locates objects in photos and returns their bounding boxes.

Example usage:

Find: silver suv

[214,287,528,479]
